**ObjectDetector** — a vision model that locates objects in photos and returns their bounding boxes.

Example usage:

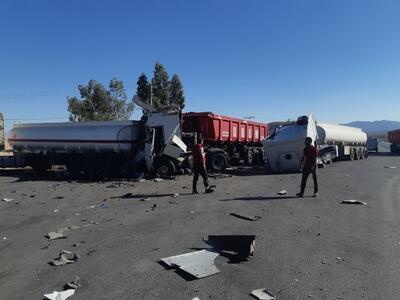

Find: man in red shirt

[296,137,319,197]
[192,136,213,194]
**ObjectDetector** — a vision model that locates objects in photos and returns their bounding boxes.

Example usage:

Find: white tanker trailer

[262,115,368,172]
[1,97,187,178]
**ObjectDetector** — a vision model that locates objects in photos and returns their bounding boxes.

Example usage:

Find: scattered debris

[53,196,64,199]
[106,183,120,188]
[49,250,80,266]
[192,298,200,300]
[65,276,81,290]
[250,288,276,300]
[100,203,108,208]
[3,236,7,240]
[230,212,261,221]
[385,166,397,169]
[54,209,59,213]
[314,215,321,218]
[141,197,150,201]
[204,235,256,259]
[335,256,345,262]
[161,249,220,279]
[41,244,50,250]
[150,203,157,210]
[341,200,367,205]
[47,232,67,240]
[44,289,75,300]
[154,178,163,182]
[2,198,14,203]
[173,193,180,198]
[277,189,287,195]
[138,179,146,183]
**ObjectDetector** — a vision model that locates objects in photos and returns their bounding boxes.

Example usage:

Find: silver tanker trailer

[1,96,187,178]
[262,115,368,172]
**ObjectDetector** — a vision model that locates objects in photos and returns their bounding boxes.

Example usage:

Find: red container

[182,112,268,144]
[388,129,400,144]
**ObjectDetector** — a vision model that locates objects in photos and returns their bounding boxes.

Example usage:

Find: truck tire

[349,149,355,161]
[245,150,254,166]
[155,159,176,177]
[30,156,50,173]
[361,149,366,159]
[209,152,228,172]
[355,148,361,160]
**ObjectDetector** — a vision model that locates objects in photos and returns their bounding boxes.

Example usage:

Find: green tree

[67,79,134,122]
[169,74,185,109]
[136,73,151,104]
[134,62,186,111]
[151,62,170,108]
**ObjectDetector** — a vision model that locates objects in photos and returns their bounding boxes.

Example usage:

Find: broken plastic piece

[341,200,367,205]
[2,198,14,203]
[50,250,79,266]
[277,190,287,195]
[161,249,219,279]
[44,289,75,300]
[251,288,276,300]
[204,235,256,258]
[47,232,67,240]
[230,212,261,221]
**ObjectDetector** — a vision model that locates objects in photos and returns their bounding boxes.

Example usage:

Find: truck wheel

[355,148,361,160]
[209,152,227,172]
[361,149,366,159]
[30,157,50,173]
[155,159,176,177]
[245,150,254,166]
[349,149,355,161]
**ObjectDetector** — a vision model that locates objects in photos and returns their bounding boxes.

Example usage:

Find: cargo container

[182,112,268,172]
[388,129,400,153]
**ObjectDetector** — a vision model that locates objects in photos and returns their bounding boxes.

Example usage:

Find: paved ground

[0,153,400,300]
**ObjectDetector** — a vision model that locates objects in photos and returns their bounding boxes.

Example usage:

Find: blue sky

[1,0,400,131]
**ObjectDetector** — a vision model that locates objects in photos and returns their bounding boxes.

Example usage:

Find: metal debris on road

[65,276,81,290]
[161,249,220,279]
[49,250,80,266]
[230,212,262,221]
[335,256,345,261]
[277,189,287,195]
[44,289,75,300]
[204,235,256,259]
[341,200,367,205]
[2,198,14,203]
[47,231,67,240]
[250,288,276,300]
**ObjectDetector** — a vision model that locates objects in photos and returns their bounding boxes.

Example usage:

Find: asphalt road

[0,154,400,300]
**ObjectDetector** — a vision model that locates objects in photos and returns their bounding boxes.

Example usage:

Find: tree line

[67,62,185,121]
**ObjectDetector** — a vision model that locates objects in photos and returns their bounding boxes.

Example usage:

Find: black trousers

[300,167,318,194]
[193,164,209,191]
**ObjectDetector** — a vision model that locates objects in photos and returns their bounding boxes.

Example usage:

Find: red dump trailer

[182,112,268,172]
[388,129,400,153]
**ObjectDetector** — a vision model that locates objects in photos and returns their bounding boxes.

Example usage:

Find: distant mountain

[342,120,400,134]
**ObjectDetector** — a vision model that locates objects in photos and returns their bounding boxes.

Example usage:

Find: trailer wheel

[155,159,176,177]
[349,149,355,161]
[30,156,50,173]
[361,149,366,159]
[209,152,227,172]
[355,148,361,160]
[245,150,254,166]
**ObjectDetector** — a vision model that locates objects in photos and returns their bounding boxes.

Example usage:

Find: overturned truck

[1,97,187,178]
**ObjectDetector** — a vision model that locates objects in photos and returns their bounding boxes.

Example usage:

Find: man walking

[192,135,213,194]
[296,137,318,197]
